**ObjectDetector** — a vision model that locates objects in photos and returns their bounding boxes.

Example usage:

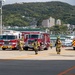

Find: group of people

[32,36,62,55]
[18,37,40,55]
[18,36,62,55]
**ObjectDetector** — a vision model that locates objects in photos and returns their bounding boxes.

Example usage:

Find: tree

[49,25,68,35]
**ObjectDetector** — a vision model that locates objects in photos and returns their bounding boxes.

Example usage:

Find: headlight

[12,42,16,44]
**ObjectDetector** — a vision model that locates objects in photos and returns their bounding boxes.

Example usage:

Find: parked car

[62,42,72,47]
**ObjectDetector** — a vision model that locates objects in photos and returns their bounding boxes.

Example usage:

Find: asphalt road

[0,60,75,75]
[0,47,75,75]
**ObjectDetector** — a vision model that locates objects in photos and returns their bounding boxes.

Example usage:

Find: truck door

[24,34,29,42]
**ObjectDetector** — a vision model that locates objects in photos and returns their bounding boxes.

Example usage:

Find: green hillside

[2,1,75,27]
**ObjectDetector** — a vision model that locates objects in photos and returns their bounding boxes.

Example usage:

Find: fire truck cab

[22,31,50,50]
[0,30,22,50]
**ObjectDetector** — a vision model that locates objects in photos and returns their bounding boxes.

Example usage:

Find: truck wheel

[12,48,16,50]
[2,48,6,50]
[44,47,48,50]
[73,47,75,50]
[23,47,28,51]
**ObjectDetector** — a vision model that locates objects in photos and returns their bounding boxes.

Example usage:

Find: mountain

[2,1,75,27]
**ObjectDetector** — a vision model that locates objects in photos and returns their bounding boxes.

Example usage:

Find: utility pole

[0,0,2,34]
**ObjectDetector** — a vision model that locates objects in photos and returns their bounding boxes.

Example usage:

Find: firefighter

[55,36,62,54]
[32,39,39,55]
[50,42,52,49]
[19,36,24,51]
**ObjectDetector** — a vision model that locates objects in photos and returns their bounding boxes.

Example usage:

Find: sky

[3,0,75,5]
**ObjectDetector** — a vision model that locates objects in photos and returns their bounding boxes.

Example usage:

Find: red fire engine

[22,31,50,50]
[0,30,22,50]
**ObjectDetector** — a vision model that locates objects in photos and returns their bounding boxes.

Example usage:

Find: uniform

[50,43,52,49]
[55,37,62,54]
[19,37,24,51]
[32,39,39,55]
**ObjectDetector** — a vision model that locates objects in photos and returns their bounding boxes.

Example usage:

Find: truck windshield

[0,35,16,40]
[29,35,39,39]
[28,40,34,44]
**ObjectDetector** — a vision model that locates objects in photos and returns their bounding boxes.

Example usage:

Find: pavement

[0,47,75,60]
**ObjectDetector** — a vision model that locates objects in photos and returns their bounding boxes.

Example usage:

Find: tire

[2,48,6,50]
[12,48,16,50]
[23,47,28,51]
[73,47,75,50]
[44,47,48,50]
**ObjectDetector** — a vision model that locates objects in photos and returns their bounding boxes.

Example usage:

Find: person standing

[55,37,62,54]
[32,39,39,55]
[50,42,53,49]
[19,36,24,51]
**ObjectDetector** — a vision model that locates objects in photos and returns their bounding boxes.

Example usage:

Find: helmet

[57,36,60,39]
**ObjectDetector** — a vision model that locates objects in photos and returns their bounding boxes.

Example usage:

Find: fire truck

[22,31,50,50]
[72,38,75,50]
[0,30,22,50]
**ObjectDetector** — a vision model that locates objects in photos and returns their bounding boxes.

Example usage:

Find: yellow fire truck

[72,38,75,50]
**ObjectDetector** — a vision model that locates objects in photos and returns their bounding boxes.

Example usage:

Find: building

[49,17,55,27]
[42,17,55,27]
[42,19,50,27]
[56,19,61,25]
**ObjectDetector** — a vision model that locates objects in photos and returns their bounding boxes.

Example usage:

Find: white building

[49,17,55,27]
[42,17,55,27]
[56,19,61,25]
[42,19,50,27]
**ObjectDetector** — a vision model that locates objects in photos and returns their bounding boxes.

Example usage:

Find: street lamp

[0,0,2,34]
[0,0,5,34]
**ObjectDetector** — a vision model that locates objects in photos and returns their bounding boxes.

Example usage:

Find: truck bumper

[2,45,15,49]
